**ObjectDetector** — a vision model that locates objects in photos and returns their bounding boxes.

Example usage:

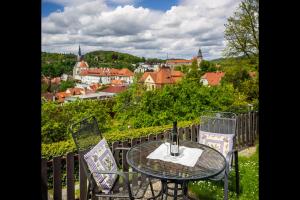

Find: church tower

[197,48,203,66]
[77,45,83,61]
[73,45,88,80]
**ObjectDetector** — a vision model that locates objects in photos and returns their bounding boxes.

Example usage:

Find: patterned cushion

[84,138,118,191]
[198,130,234,158]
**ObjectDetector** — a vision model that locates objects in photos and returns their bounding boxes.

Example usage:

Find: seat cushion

[198,130,234,158]
[84,138,118,191]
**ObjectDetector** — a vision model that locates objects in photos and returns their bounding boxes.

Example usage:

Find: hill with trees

[41,50,166,78]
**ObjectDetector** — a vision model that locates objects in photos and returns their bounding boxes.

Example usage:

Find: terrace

[41,111,258,200]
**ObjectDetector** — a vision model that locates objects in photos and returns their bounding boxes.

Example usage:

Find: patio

[42,111,258,200]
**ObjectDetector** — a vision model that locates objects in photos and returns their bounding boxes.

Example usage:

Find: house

[200,71,225,86]
[111,79,126,86]
[101,85,128,94]
[139,65,184,90]
[41,92,55,101]
[64,92,116,102]
[65,88,85,95]
[72,45,134,85]
[55,92,71,103]
[87,83,101,91]
[166,48,203,68]
[79,67,134,85]
[166,59,193,68]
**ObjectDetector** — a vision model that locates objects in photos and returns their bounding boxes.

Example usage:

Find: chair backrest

[70,116,103,152]
[69,116,103,191]
[199,111,237,136]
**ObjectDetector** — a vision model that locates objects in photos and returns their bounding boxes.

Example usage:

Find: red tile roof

[79,61,88,68]
[88,83,101,91]
[111,79,126,85]
[166,59,192,65]
[201,72,225,86]
[101,85,128,93]
[66,88,85,95]
[80,68,133,77]
[139,66,184,85]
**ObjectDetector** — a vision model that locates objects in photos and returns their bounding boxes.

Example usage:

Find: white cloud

[42,0,242,60]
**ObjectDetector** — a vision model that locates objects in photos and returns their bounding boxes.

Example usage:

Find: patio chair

[198,111,239,200]
[70,116,160,200]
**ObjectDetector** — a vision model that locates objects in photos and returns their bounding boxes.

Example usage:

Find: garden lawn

[189,145,258,200]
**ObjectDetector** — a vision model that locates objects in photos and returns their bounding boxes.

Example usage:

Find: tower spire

[197,48,203,59]
[77,44,83,61]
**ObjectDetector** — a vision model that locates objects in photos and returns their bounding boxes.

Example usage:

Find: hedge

[42,119,198,160]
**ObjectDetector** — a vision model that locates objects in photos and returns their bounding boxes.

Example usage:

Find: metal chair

[70,116,160,200]
[198,111,240,200]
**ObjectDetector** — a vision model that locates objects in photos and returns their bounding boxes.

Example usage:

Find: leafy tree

[223,0,259,58]
[58,80,75,92]
[200,60,217,74]
[42,100,111,143]
[222,66,251,89]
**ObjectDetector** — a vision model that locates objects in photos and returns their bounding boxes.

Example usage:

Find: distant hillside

[209,55,258,71]
[83,50,144,71]
[41,52,77,77]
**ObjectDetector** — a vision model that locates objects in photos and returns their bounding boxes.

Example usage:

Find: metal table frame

[126,140,226,199]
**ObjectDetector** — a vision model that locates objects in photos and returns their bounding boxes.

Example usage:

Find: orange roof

[80,68,133,77]
[111,79,126,85]
[79,61,88,68]
[201,72,225,86]
[139,66,184,85]
[55,92,71,99]
[166,59,192,64]
[101,86,128,93]
[89,83,100,91]
[66,88,84,95]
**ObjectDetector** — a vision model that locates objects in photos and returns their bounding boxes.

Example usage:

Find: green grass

[189,145,258,200]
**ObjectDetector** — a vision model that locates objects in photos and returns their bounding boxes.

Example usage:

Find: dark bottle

[170,121,179,156]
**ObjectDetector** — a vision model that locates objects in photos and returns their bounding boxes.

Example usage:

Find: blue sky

[42,2,63,17]
[42,0,242,60]
[42,0,179,17]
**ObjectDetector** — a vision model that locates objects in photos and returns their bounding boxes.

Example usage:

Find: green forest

[41,50,165,78]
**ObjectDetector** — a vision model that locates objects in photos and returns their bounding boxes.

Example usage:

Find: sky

[42,0,242,60]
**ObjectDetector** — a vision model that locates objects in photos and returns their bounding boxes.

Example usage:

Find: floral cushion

[198,130,234,158]
[84,138,118,191]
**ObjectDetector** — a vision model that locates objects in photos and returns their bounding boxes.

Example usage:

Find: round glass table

[126,140,226,199]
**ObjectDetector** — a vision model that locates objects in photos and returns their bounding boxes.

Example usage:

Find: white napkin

[146,142,203,167]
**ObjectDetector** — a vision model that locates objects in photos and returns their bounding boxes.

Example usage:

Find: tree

[200,60,217,74]
[58,80,75,92]
[223,0,259,58]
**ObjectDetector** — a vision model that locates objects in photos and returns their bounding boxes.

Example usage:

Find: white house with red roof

[72,45,134,85]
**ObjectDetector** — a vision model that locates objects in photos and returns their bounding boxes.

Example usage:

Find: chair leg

[235,151,240,195]
[149,179,155,198]
[224,172,229,200]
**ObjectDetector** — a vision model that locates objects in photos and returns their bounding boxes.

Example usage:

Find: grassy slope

[189,145,259,200]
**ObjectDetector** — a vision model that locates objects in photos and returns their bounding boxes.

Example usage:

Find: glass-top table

[126,140,226,199]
